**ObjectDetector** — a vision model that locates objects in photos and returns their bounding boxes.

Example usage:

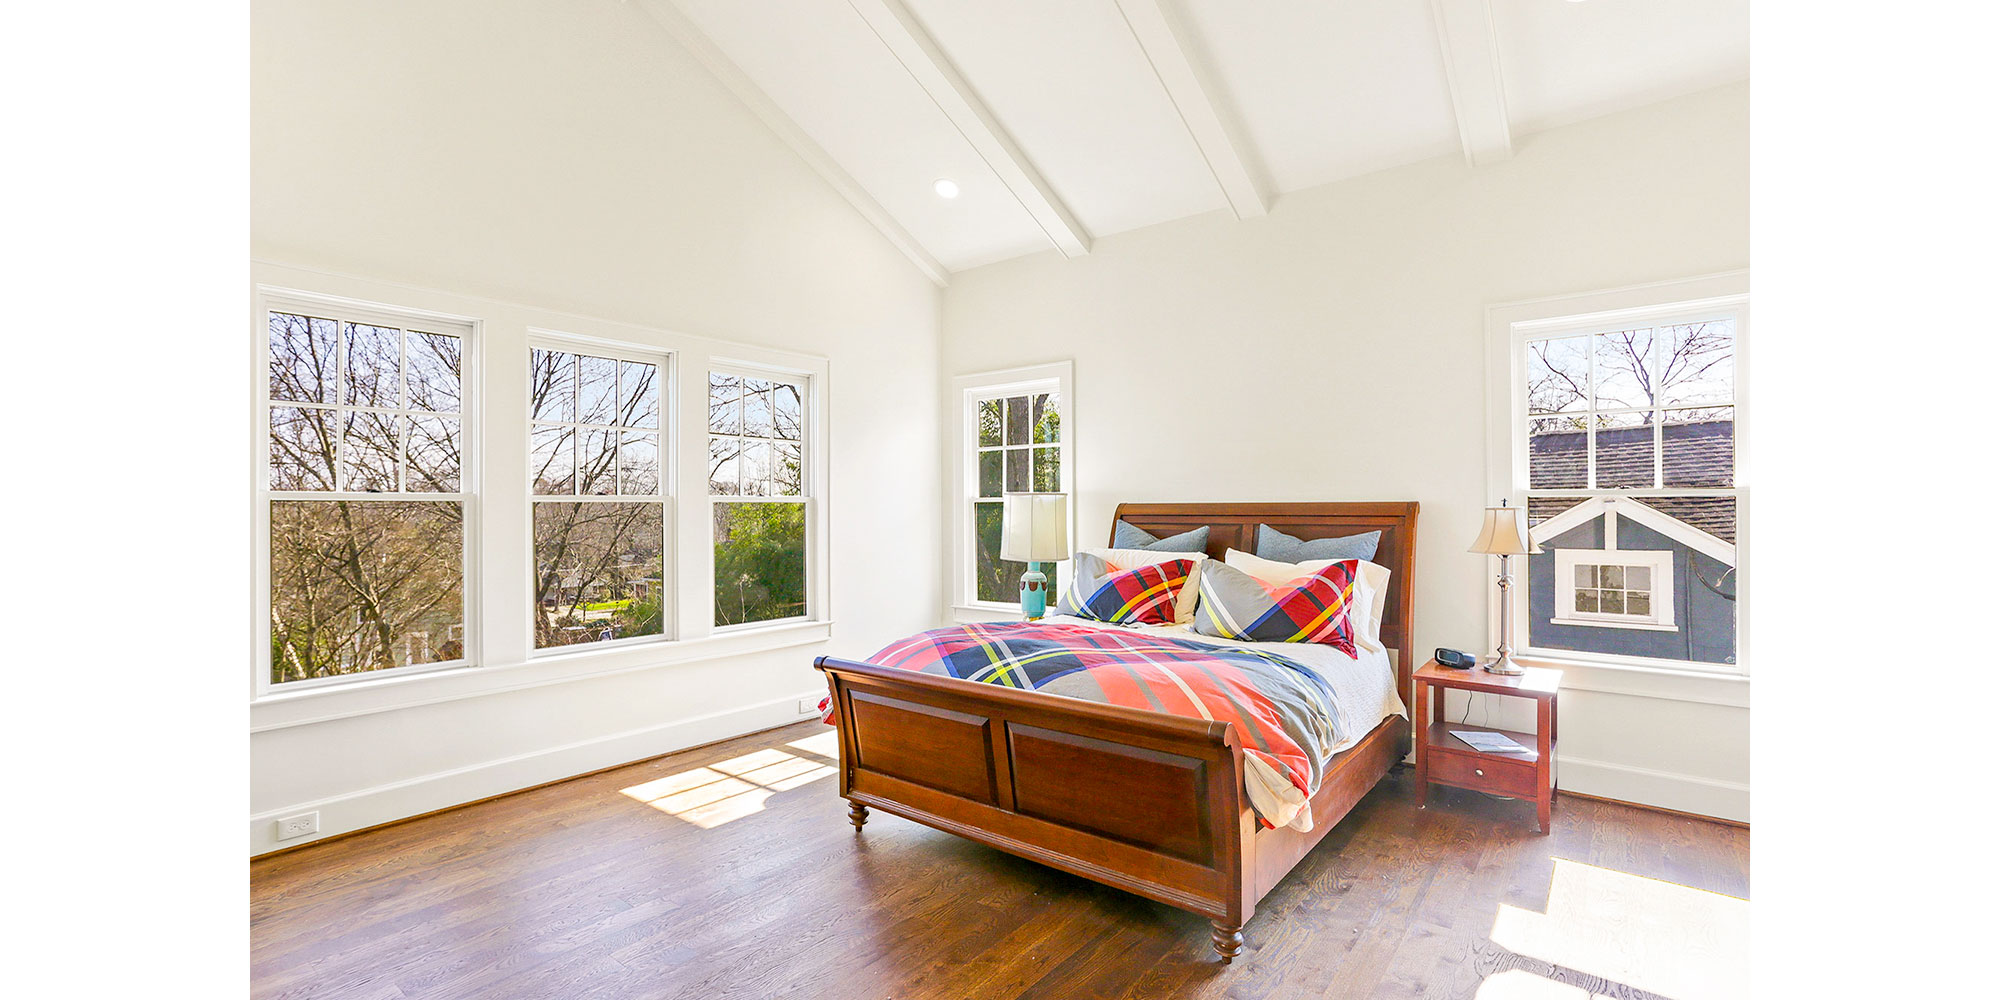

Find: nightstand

[1414,659,1561,833]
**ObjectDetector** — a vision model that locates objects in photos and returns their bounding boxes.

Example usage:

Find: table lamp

[1467,499,1541,675]
[1000,493,1071,619]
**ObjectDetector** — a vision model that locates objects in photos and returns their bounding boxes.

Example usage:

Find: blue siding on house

[1526,515,1736,665]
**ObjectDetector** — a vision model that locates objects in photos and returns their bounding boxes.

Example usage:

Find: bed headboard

[1109,501,1421,710]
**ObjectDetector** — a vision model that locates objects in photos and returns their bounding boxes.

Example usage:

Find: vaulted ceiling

[634,0,1749,283]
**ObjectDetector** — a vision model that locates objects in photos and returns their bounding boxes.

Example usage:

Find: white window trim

[708,358,825,633]
[1551,547,1676,630]
[1484,270,1749,678]
[524,333,677,657]
[949,361,1075,616]
[255,287,484,699]
[249,260,834,726]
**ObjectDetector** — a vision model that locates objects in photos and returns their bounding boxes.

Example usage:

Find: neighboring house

[1525,419,1736,665]
[541,561,650,607]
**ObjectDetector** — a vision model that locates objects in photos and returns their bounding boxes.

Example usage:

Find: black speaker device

[1434,647,1476,670]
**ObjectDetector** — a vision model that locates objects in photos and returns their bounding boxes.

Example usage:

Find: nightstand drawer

[1426,749,1536,799]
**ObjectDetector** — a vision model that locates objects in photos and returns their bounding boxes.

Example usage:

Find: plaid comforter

[825,621,1349,829]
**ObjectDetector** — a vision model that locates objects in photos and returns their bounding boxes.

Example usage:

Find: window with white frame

[265,301,472,686]
[953,364,1073,609]
[1553,548,1675,629]
[529,342,668,650]
[1498,282,1743,670]
[708,369,809,627]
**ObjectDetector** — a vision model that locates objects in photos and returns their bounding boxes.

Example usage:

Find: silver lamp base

[1481,654,1526,676]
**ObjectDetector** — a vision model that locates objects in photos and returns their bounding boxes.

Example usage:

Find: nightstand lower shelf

[1422,723,1543,800]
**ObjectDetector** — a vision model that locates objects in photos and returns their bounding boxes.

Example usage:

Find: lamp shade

[1000,493,1071,562]
[1468,504,1541,556]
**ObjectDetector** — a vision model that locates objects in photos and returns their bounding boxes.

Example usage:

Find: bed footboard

[815,655,1257,960]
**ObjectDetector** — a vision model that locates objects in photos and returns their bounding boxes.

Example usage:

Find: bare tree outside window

[1526,320,1734,491]
[266,309,469,684]
[531,347,667,649]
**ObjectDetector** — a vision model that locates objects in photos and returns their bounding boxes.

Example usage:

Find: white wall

[249,0,942,853]
[940,83,1751,821]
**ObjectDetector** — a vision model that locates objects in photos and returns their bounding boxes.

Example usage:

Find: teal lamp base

[1019,561,1049,619]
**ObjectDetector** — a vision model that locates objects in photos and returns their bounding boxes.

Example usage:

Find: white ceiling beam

[1113,0,1267,220]
[1430,0,1514,166]
[632,0,949,286]
[846,0,1090,258]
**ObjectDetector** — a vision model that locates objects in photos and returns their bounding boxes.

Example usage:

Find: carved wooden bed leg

[847,800,869,830]
[1210,921,1244,963]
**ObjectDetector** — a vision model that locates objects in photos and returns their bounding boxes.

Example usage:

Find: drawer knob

[1474,768,1485,777]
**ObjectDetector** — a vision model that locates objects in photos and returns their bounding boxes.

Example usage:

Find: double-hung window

[1495,277,1745,670]
[529,342,669,650]
[254,275,837,717]
[708,369,810,628]
[953,363,1074,611]
[264,299,473,687]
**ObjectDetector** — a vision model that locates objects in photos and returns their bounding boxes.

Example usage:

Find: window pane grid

[1563,557,1663,623]
[269,314,463,497]
[1520,311,1735,668]
[531,347,663,499]
[707,373,805,498]
[529,345,668,652]
[1524,317,1734,492]
[710,370,810,627]
[968,388,1060,603]
[266,307,470,686]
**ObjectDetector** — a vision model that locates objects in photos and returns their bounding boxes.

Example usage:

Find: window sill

[1549,616,1680,633]
[951,604,1025,624]
[251,619,834,733]
[1514,650,1748,708]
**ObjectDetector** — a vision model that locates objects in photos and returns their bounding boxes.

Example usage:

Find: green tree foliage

[714,502,806,626]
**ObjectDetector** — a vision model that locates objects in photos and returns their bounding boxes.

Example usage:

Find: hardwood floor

[251,722,1748,1000]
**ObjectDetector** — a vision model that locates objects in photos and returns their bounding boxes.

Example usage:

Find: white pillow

[1223,549,1390,654]
[1075,546,1208,624]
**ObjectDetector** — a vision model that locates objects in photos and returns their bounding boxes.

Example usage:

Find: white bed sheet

[1036,614,1407,830]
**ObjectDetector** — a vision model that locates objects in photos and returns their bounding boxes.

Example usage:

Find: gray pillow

[1112,521,1210,553]
[1255,524,1380,563]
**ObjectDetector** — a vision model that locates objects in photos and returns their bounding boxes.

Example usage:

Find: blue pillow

[1254,524,1380,563]
[1112,521,1210,553]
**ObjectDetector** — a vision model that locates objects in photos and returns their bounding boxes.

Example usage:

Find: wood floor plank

[252,722,1749,999]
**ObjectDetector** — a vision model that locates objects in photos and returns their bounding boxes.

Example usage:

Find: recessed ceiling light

[934,178,960,199]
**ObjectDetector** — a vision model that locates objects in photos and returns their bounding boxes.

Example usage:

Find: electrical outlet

[797,696,821,715]
[276,811,320,841]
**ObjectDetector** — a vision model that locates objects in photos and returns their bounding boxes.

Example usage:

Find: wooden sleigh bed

[814,502,1418,963]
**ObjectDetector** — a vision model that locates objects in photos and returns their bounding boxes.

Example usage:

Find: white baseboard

[249,694,822,856]
[1555,753,1748,824]
[251,701,1744,856]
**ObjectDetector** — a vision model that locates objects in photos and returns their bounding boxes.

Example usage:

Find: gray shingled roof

[1527,418,1735,543]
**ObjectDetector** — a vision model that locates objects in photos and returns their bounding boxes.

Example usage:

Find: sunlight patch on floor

[620,745,836,828]
[1489,858,1748,1000]
[785,729,840,759]
[1473,970,1598,999]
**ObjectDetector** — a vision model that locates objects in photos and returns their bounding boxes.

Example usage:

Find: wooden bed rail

[816,654,1256,946]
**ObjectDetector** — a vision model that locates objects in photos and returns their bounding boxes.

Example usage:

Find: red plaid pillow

[1055,552,1196,625]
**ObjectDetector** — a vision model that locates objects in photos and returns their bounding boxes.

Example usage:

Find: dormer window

[1553,549,1675,630]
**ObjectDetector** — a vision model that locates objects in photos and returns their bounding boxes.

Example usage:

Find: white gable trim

[1529,496,1735,567]
[1529,497,1615,543]
[1614,499,1735,566]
